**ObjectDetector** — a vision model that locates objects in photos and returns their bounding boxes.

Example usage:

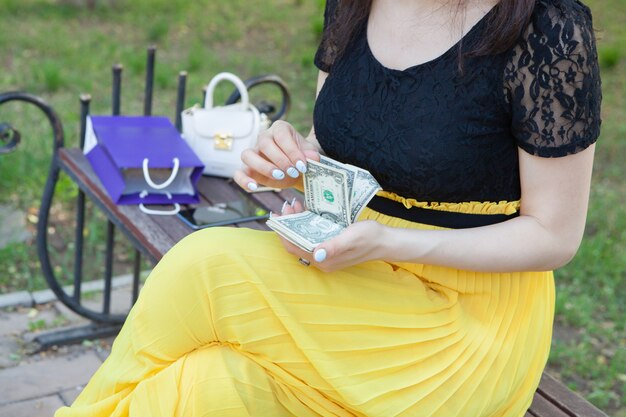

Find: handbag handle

[142,157,180,190]
[138,191,181,216]
[224,74,291,123]
[204,72,249,110]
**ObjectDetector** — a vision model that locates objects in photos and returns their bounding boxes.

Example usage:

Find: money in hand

[266,211,345,252]
[267,155,381,252]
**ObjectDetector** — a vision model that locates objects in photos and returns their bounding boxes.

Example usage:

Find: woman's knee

[175,345,291,416]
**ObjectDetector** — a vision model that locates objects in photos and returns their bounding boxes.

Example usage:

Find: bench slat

[152,212,196,248]
[153,191,217,247]
[197,176,245,203]
[528,392,572,417]
[236,220,269,231]
[250,187,290,214]
[195,176,279,232]
[535,373,608,417]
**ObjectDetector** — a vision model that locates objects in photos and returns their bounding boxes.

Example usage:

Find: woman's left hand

[279,200,386,272]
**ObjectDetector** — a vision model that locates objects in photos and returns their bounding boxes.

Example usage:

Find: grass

[0,0,323,294]
[0,0,624,414]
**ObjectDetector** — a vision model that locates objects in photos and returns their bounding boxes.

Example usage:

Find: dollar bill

[318,156,381,222]
[349,168,382,222]
[303,159,351,228]
[319,155,357,207]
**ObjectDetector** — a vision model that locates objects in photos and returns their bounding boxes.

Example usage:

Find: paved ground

[0,283,135,416]
[0,204,119,416]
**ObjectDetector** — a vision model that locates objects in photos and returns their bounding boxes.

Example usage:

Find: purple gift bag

[83,116,204,208]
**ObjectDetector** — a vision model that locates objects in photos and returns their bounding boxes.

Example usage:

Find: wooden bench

[56,147,607,417]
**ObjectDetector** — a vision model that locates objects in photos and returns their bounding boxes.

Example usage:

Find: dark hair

[319,0,536,70]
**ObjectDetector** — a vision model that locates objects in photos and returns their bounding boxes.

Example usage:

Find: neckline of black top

[364,4,499,73]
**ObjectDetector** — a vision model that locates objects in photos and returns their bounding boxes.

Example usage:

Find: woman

[56,0,601,415]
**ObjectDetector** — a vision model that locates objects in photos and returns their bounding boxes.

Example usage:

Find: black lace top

[313,0,601,203]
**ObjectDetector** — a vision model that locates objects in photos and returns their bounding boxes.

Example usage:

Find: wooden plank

[152,208,195,244]
[248,188,288,214]
[278,187,303,204]
[195,176,293,230]
[536,373,608,417]
[195,176,277,232]
[236,220,269,231]
[196,176,287,215]
[195,174,301,217]
[58,149,176,262]
[197,176,245,204]
[155,190,214,245]
[528,393,572,417]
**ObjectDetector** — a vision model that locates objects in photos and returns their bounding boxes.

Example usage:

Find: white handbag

[181,72,262,178]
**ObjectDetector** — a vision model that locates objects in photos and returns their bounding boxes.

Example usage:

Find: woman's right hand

[234,120,321,191]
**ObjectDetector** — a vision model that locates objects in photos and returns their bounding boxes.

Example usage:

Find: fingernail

[290,197,297,207]
[286,167,299,178]
[296,160,307,173]
[314,249,327,263]
[281,200,289,214]
[272,169,285,180]
[247,182,258,191]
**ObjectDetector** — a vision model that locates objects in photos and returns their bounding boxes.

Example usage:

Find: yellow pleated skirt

[55,203,554,417]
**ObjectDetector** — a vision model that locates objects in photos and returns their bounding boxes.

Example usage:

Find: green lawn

[0,0,624,414]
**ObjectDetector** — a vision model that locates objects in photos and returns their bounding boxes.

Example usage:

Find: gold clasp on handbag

[214,132,234,150]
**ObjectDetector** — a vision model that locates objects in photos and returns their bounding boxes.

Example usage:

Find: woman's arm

[309,145,595,272]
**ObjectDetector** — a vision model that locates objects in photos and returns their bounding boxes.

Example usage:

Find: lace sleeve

[504,0,602,157]
[314,0,338,73]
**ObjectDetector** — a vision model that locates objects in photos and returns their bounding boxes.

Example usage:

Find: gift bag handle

[204,72,249,110]
[138,191,181,216]
[142,157,180,190]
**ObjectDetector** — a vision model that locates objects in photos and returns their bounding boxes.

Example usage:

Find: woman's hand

[234,121,321,192]
[278,199,387,273]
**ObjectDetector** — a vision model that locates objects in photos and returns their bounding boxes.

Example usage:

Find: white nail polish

[314,249,327,263]
[247,182,258,191]
[272,169,285,180]
[290,197,297,207]
[287,167,299,178]
[281,200,289,214]
[296,160,307,173]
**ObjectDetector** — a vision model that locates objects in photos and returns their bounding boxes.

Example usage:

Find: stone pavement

[0,279,138,417]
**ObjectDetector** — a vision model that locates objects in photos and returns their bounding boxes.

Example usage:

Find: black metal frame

[1,46,291,348]
[0,122,22,154]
